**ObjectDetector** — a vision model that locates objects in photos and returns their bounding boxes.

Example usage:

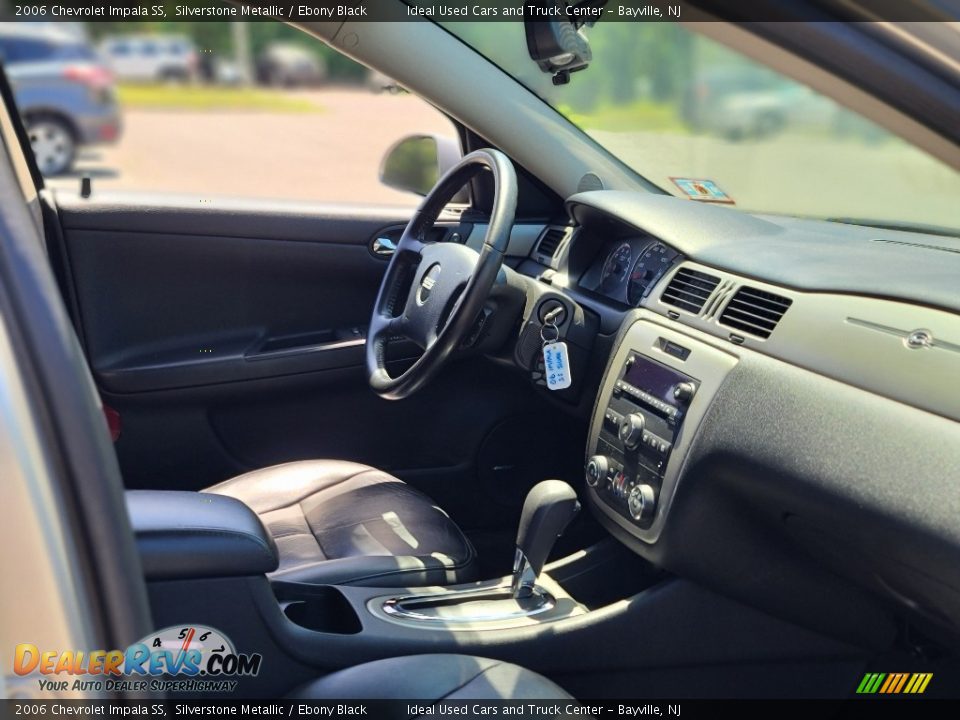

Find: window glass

[1,20,457,206]
[450,22,960,235]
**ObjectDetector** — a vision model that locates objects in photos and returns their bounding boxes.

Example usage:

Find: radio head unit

[587,352,698,527]
[585,318,737,545]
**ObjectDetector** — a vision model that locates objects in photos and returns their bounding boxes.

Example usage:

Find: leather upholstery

[290,654,574,702]
[125,490,278,580]
[203,460,477,587]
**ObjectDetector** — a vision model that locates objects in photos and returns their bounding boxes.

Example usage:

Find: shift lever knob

[511,480,580,598]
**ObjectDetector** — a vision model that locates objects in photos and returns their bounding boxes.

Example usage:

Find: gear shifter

[511,480,580,598]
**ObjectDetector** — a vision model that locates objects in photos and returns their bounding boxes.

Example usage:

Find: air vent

[660,267,721,315]
[536,226,570,259]
[702,279,735,320]
[719,286,793,339]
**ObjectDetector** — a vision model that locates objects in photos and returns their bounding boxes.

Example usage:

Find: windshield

[446,21,960,235]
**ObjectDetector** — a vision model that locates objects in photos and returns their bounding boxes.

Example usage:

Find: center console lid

[126,490,278,580]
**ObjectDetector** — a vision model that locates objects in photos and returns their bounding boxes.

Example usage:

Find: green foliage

[117,83,322,112]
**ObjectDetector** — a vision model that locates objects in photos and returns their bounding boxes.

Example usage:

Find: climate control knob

[618,413,645,449]
[585,455,609,487]
[627,484,656,522]
[673,382,696,404]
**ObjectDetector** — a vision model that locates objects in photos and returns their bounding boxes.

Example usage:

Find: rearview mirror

[379,135,467,202]
[525,3,594,85]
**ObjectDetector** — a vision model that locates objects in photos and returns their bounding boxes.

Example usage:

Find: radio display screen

[623,355,691,404]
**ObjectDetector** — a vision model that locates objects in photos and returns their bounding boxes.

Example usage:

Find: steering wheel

[367,148,517,400]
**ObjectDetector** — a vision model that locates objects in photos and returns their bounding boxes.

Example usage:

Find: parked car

[198,53,245,86]
[685,68,840,140]
[99,34,197,83]
[255,42,326,87]
[681,66,810,139]
[0,24,120,176]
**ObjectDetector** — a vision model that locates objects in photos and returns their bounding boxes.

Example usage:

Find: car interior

[2,3,960,702]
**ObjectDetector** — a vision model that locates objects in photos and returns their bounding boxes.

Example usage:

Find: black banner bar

[2,700,960,720]
[0,0,957,23]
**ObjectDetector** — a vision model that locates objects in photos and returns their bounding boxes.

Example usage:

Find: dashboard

[505,189,960,650]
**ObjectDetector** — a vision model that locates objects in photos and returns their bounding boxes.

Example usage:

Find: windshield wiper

[827,217,960,239]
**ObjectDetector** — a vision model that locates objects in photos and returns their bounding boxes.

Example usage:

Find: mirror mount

[525,0,602,85]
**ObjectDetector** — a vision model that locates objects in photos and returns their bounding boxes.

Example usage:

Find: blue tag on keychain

[543,341,572,391]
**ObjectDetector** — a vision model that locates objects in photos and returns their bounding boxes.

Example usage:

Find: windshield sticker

[670,178,735,204]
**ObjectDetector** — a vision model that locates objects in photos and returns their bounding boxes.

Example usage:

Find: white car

[98,34,197,83]
[712,84,840,140]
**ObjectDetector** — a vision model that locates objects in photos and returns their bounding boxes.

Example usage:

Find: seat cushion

[290,654,574,701]
[203,460,476,587]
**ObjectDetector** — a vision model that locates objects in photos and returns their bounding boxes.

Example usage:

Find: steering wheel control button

[628,484,656,522]
[618,413,645,449]
[585,455,610,487]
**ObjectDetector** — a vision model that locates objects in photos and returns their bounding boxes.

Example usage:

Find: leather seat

[290,654,574,702]
[203,460,476,587]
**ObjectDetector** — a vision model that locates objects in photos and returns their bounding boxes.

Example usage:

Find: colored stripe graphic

[857,672,932,694]
[856,673,885,694]
[878,674,896,693]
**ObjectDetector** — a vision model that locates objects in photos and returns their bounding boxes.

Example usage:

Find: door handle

[372,237,397,257]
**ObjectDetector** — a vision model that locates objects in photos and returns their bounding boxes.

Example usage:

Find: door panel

[66,227,381,393]
[56,193,412,393]
[50,192,580,532]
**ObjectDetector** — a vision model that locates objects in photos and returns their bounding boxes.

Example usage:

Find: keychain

[541,309,572,391]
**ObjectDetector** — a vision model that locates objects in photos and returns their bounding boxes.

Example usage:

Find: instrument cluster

[581,237,680,306]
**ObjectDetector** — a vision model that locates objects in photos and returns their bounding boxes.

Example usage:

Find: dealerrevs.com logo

[13,625,262,693]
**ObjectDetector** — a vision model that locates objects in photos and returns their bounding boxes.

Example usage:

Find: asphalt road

[48,88,456,206]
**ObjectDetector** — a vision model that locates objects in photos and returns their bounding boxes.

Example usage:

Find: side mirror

[379,134,467,202]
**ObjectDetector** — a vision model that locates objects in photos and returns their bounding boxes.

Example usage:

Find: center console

[586,316,737,544]
[131,312,854,700]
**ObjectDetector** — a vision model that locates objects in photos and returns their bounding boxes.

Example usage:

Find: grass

[558,100,688,134]
[117,84,323,113]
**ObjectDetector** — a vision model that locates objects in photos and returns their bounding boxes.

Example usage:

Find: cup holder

[275,584,362,635]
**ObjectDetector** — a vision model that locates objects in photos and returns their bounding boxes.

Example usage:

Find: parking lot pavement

[47,88,456,206]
